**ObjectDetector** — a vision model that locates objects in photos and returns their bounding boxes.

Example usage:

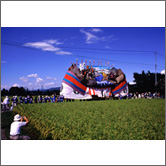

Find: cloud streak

[90,28,103,33]
[46,77,57,81]
[44,82,55,87]
[17,73,59,89]
[24,39,72,55]
[19,76,29,83]
[80,29,98,44]
[80,28,116,44]
[27,73,38,78]
[24,42,60,52]
[55,51,72,55]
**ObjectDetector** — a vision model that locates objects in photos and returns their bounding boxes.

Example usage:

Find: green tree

[1,88,9,96]
[133,70,165,94]
[9,87,19,96]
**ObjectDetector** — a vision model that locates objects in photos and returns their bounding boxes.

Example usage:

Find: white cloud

[46,77,57,81]
[44,82,55,87]
[24,42,60,52]
[129,82,136,85]
[27,73,38,78]
[91,28,103,33]
[19,76,29,83]
[80,28,117,44]
[28,83,33,86]
[36,77,44,83]
[56,51,72,55]
[13,83,19,87]
[80,29,98,44]
[161,69,165,74]
[45,39,63,45]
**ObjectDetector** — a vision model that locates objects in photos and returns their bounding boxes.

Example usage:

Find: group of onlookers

[1,92,162,110]
[1,94,65,111]
[113,92,161,100]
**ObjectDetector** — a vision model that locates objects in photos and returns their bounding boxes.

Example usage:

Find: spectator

[119,94,123,100]
[11,96,14,106]
[51,95,54,103]
[15,96,18,105]
[38,96,42,103]
[47,96,51,103]
[148,92,152,99]
[24,96,28,104]
[29,96,33,104]
[3,96,10,110]
[27,95,30,104]
[57,95,64,102]
[19,96,23,104]
[141,93,145,98]
[12,96,17,106]
[127,93,130,99]
[138,93,141,99]
[45,96,48,103]
[10,114,30,140]
[22,96,25,103]
[42,96,45,103]
[34,96,38,103]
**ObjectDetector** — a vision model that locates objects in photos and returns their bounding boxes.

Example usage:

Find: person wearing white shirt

[3,96,10,110]
[10,114,30,140]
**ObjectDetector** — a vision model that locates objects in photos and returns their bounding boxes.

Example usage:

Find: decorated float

[60,62,128,99]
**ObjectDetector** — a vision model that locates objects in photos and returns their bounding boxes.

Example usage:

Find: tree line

[128,71,165,97]
[1,87,60,97]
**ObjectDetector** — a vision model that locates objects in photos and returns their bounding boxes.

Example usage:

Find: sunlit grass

[12,99,165,140]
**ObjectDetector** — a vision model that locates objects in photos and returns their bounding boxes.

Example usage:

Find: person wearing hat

[10,114,30,140]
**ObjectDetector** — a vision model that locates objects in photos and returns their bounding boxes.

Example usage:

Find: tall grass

[12,99,165,140]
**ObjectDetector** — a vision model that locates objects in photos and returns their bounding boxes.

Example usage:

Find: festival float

[60,61,128,99]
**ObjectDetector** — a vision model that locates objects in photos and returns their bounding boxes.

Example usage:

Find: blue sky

[1,27,165,90]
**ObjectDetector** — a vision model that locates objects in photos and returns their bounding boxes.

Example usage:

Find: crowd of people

[1,91,161,111]
[112,92,161,100]
[1,94,65,111]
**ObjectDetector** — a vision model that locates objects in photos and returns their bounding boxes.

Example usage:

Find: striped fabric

[89,87,112,96]
[62,71,87,95]
[112,79,127,95]
[89,88,96,95]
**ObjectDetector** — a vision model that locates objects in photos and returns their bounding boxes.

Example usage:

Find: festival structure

[60,61,128,99]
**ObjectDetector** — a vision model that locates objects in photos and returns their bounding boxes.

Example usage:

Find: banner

[62,71,87,95]
[112,79,128,95]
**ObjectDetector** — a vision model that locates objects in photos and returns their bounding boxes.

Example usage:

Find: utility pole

[155,51,157,86]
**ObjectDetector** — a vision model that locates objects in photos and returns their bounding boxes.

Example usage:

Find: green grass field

[2,99,165,140]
